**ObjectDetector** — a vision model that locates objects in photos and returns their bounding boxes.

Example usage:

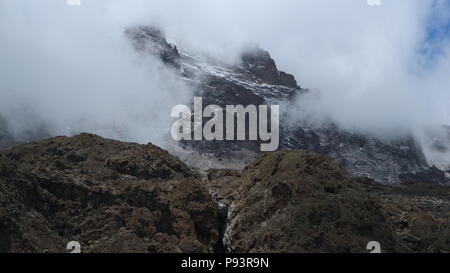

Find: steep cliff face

[126,26,449,185]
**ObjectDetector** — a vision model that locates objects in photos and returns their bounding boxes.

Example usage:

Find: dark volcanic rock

[218,150,403,253]
[0,133,219,253]
[124,26,447,184]
[126,26,180,67]
[240,48,298,88]
[207,151,450,253]
[399,166,450,185]
[2,26,448,185]
[359,179,450,252]
[280,123,430,184]
[1,135,448,253]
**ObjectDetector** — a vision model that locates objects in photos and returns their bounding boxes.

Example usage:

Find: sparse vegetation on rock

[1,135,448,253]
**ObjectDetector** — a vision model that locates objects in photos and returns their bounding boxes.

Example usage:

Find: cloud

[0,0,193,147]
[102,0,449,133]
[0,0,449,166]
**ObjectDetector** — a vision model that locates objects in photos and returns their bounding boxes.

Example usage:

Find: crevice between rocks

[213,203,229,253]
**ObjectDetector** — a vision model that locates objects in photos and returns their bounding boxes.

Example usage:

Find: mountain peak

[240,47,298,88]
[125,26,179,65]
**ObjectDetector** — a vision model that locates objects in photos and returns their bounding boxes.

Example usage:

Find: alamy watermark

[67,241,81,253]
[65,240,380,253]
[171,97,280,152]
[367,241,382,253]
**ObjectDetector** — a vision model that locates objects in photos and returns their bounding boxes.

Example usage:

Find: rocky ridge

[0,134,449,253]
[126,26,450,185]
[1,26,448,185]
[206,151,450,253]
[0,133,219,253]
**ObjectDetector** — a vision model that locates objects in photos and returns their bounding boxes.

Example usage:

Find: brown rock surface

[359,179,450,252]
[0,133,219,253]
[207,151,450,253]
[215,151,403,253]
[1,135,448,253]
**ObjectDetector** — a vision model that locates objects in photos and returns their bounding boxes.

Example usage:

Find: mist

[0,0,449,167]
[0,0,193,147]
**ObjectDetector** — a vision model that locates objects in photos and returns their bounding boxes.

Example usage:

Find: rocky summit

[1,26,449,185]
[207,151,450,253]
[0,134,449,253]
[0,134,219,253]
[126,26,450,185]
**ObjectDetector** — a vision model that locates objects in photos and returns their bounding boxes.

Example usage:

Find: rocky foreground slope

[0,134,449,253]
[0,134,219,253]
[207,152,450,253]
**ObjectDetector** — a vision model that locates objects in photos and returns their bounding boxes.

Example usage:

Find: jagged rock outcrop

[1,26,447,184]
[0,133,219,253]
[0,135,449,253]
[126,26,180,66]
[206,151,450,253]
[240,48,298,89]
[212,150,404,253]
[359,179,450,252]
[0,26,448,185]
[124,26,449,185]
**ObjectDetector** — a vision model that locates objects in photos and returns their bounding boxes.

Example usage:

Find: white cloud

[0,0,193,147]
[0,0,449,165]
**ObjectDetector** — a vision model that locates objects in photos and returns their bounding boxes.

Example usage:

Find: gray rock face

[280,124,428,184]
[126,26,449,185]
[125,26,180,66]
[0,26,447,185]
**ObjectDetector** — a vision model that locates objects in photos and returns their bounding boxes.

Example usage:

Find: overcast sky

[0,0,449,157]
